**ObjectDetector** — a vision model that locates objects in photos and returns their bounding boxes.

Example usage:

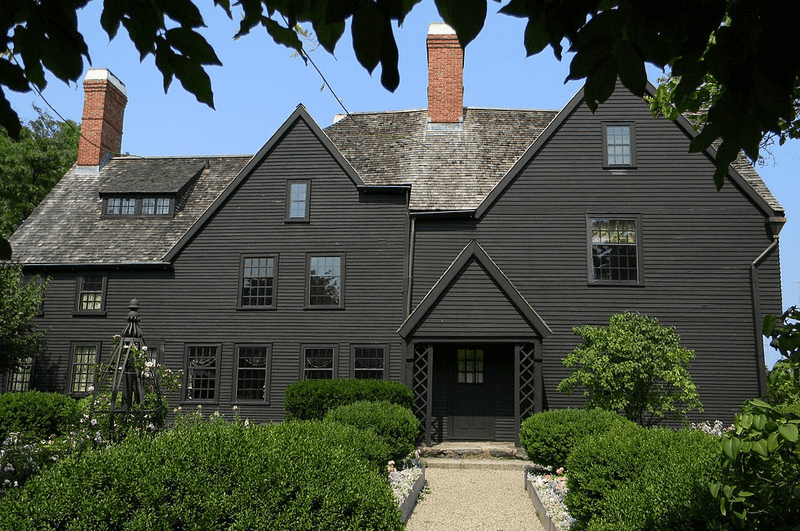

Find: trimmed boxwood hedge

[0,390,81,442]
[0,417,403,530]
[518,408,635,469]
[284,378,413,420]
[565,422,723,531]
[325,401,419,462]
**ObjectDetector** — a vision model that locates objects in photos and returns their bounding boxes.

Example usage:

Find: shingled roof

[10,156,250,265]
[324,107,558,211]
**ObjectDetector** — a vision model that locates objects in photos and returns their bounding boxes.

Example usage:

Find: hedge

[0,390,81,442]
[0,417,403,530]
[565,423,723,531]
[518,408,634,469]
[284,379,413,420]
[326,401,419,462]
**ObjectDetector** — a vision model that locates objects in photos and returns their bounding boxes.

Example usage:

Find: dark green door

[450,347,495,439]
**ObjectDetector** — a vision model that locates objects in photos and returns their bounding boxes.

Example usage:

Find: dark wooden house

[7,24,785,443]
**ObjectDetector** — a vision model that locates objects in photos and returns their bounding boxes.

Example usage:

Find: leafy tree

[0,263,48,375]
[557,311,702,426]
[711,307,800,531]
[0,107,80,239]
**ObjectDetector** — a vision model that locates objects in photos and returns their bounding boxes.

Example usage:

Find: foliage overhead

[0,263,47,375]
[557,311,703,426]
[0,107,79,239]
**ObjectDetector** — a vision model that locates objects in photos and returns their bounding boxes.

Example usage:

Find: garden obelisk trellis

[90,298,165,438]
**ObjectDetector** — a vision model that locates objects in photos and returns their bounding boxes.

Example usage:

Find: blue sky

[8,1,798,367]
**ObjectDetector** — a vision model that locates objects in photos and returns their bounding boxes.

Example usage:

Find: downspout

[751,216,785,397]
[407,215,416,317]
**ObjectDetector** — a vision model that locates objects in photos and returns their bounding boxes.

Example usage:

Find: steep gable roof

[324,107,558,211]
[10,156,249,265]
[397,240,551,339]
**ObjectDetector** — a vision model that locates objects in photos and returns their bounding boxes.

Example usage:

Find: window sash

[236,346,269,401]
[353,347,385,379]
[304,347,334,379]
[71,345,96,393]
[589,218,639,282]
[286,180,310,221]
[186,346,218,401]
[240,257,275,307]
[605,124,633,166]
[457,348,484,384]
[78,274,105,311]
[8,357,33,392]
[309,256,341,306]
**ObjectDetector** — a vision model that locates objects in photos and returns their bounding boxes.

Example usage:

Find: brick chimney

[77,69,127,170]
[427,23,463,123]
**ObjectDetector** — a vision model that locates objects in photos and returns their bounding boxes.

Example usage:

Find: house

[6,23,784,443]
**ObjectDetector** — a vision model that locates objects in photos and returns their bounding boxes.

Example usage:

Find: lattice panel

[519,343,536,419]
[412,344,431,439]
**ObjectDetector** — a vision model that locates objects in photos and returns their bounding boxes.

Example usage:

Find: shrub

[518,408,634,469]
[284,378,413,420]
[565,423,723,530]
[325,400,419,462]
[0,390,81,442]
[557,311,702,426]
[0,417,403,530]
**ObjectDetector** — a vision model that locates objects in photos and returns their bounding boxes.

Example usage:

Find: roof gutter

[20,262,173,271]
[410,209,475,219]
[751,216,786,396]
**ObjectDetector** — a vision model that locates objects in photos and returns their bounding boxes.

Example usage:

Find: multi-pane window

[589,218,639,282]
[7,357,33,392]
[142,197,172,215]
[457,348,484,384]
[287,180,310,221]
[240,256,275,307]
[186,346,219,401]
[604,124,634,166]
[304,347,334,379]
[353,347,385,379]
[71,345,97,393]
[235,346,269,402]
[121,198,136,215]
[77,274,105,312]
[106,197,122,215]
[309,256,342,307]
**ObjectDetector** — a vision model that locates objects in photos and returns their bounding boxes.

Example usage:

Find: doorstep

[419,441,529,470]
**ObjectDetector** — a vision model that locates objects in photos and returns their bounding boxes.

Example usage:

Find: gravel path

[406,467,545,531]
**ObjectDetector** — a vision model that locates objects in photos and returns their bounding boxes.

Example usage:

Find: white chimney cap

[428,23,456,35]
[84,68,127,96]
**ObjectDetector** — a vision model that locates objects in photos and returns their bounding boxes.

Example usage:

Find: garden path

[406,449,545,531]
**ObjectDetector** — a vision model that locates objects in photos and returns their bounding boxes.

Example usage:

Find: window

[106,197,122,215]
[286,180,310,221]
[75,273,106,313]
[303,346,335,379]
[7,357,33,392]
[71,344,97,394]
[239,256,276,308]
[603,123,635,166]
[353,347,386,379]
[185,345,220,401]
[308,255,343,307]
[121,197,136,215]
[142,197,172,215]
[235,345,270,402]
[457,348,484,384]
[588,217,641,283]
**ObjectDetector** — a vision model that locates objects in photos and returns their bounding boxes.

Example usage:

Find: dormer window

[103,196,174,217]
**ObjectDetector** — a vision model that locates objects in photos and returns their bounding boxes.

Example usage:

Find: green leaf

[615,40,646,97]
[739,413,753,429]
[767,431,779,452]
[351,0,384,73]
[164,28,221,66]
[751,439,768,457]
[753,414,767,431]
[778,423,798,442]
[435,0,487,48]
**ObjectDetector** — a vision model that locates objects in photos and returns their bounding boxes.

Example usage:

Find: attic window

[103,196,174,217]
[286,180,310,221]
[603,123,636,167]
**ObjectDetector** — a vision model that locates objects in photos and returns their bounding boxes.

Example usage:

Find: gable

[398,240,550,339]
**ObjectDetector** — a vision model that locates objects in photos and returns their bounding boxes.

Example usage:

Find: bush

[565,423,723,530]
[284,378,413,420]
[0,390,81,442]
[518,408,634,469]
[325,401,419,463]
[0,417,403,530]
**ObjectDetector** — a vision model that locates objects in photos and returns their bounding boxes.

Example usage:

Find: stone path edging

[399,468,426,523]
[524,470,559,531]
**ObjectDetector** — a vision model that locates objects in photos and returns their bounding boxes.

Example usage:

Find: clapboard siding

[28,118,410,423]
[410,85,782,424]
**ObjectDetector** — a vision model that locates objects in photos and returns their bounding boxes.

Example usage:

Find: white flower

[90,418,98,426]
[141,346,148,352]
[87,386,95,393]
[4,463,15,473]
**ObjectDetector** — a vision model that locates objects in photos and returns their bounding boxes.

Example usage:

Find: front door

[450,347,495,439]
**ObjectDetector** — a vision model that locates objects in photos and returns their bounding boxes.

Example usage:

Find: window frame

[183,344,222,404]
[69,342,100,396]
[301,344,338,380]
[233,343,272,404]
[74,273,108,315]
[602,122,637,168]
[6,357,34,392]
[306,253,345,309]
[237,254,278,310]
[351,345,387,380]
[103,196,175,217]
[586,214,644,286]
[285,179,311,222]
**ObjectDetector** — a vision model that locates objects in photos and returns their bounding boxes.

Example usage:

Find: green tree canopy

[0,107,80,239]
[557,311,702,426]
[0,263,48,375]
